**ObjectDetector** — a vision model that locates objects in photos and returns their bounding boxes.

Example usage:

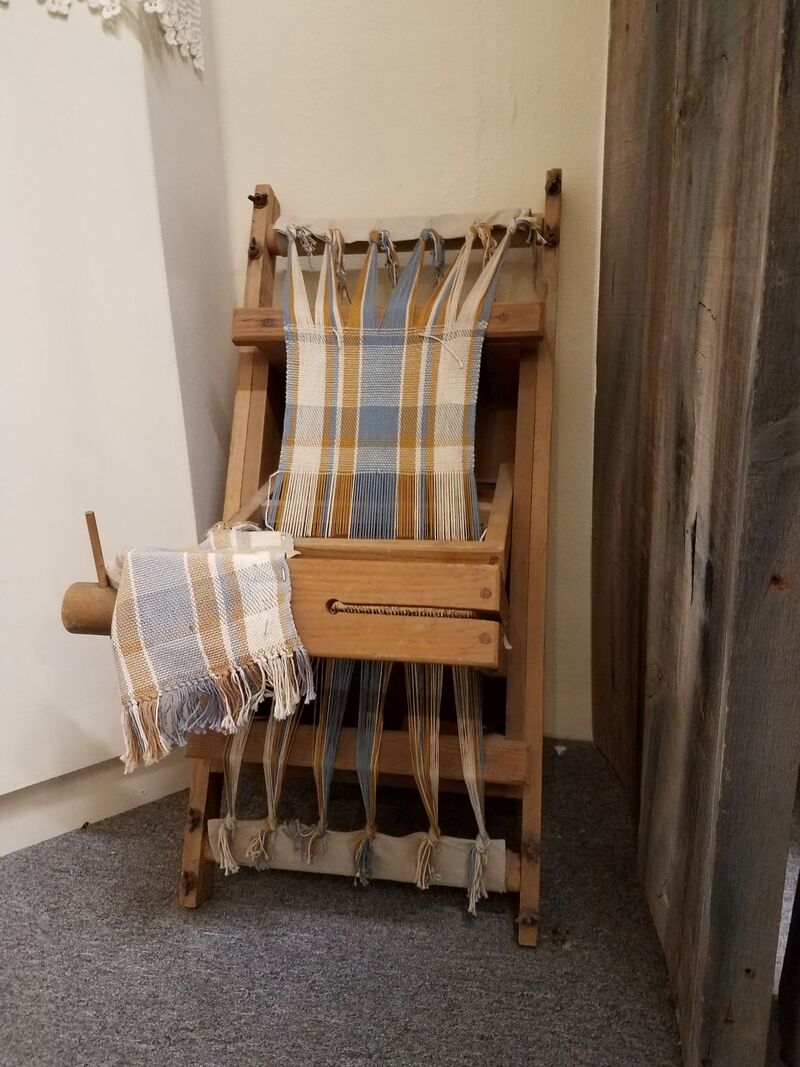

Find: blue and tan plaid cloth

[266,225,512,540]
[110,527,313,771]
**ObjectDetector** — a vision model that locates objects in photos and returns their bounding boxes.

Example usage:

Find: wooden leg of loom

[514,177,559,945]
[179,758,222,908]
[517,760,542,946]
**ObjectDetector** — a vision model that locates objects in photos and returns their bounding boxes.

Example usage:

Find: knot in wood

[522,838,541,863]
[180,870,196,897]
[248,237,262,260]
[517,907,540,927]
[545,172,562,196]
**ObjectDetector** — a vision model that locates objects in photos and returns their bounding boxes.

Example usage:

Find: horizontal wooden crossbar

[289,557,505,668]
[186,725,530,786]
[264,224,544,259]
[232,302,543,354]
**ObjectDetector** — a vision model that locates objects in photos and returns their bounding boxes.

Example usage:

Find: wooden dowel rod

[265,224,542,258]
[61,581,116,636]
[84,512,109,588]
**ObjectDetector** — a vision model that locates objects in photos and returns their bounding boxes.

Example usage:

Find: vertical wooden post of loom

[507,170,560,946]
[178,185,280,907]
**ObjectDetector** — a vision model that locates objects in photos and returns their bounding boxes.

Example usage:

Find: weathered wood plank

[595,2,800,1065]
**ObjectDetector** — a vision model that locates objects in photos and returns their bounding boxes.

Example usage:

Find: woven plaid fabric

[266,225,513,540]
[111,527,313,772]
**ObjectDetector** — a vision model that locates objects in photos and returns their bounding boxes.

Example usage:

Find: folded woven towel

[110,526,313,771]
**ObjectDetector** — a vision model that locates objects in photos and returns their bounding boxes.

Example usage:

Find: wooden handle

[61,581,116,635]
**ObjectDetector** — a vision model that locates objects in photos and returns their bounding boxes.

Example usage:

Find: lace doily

[1,0,204,71]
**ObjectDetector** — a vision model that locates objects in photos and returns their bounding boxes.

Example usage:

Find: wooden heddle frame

[62,169,561,946]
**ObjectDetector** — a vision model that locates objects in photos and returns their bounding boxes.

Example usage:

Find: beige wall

[210,0,608,739]
[0,3,229,848]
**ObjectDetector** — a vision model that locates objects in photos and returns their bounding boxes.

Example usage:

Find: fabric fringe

[353,828,376,887]
[243,704,302,874]
[453,665,491,914]
[414,829,441,891]
[245,820,275,871]
[406,662,442,892]
[217,813,239,876]
[267,465,480,542]
[467,833,490,915]
[354,661,389,887]
[120,647,314,772]
[293,819,328,864]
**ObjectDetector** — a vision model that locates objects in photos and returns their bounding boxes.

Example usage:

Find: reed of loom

[61,169,560,946]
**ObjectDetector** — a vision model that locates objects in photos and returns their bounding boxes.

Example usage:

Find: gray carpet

[0,742,682,1067]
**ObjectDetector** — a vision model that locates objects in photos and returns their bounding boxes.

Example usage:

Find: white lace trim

[1,0,204,71]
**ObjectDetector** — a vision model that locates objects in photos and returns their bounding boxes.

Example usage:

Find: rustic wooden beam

[186,725,529,786]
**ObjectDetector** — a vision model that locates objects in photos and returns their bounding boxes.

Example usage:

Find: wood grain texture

[512,172,559,946]
[187,725,529,786]
[223,186,280,518]
[595,2,800,1063]
[178,758,222,908]
[232,302,543,354]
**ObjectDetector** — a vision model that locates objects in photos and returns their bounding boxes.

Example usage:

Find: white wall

[143,11,236,536]
[209,0,608,740]
[0,3,229,846]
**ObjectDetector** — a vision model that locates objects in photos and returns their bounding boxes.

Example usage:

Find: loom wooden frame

[61,170,560,946]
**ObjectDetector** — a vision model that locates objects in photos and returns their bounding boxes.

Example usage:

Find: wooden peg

[84,511,109,588]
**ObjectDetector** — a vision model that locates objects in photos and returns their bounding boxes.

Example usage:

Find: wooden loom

[62,169,561,946]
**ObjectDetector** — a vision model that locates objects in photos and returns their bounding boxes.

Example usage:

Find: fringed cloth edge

[120,647,313,773]
[111,527,314,772]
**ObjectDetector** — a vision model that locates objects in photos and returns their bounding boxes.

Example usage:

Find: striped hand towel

[111,526,314,771]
